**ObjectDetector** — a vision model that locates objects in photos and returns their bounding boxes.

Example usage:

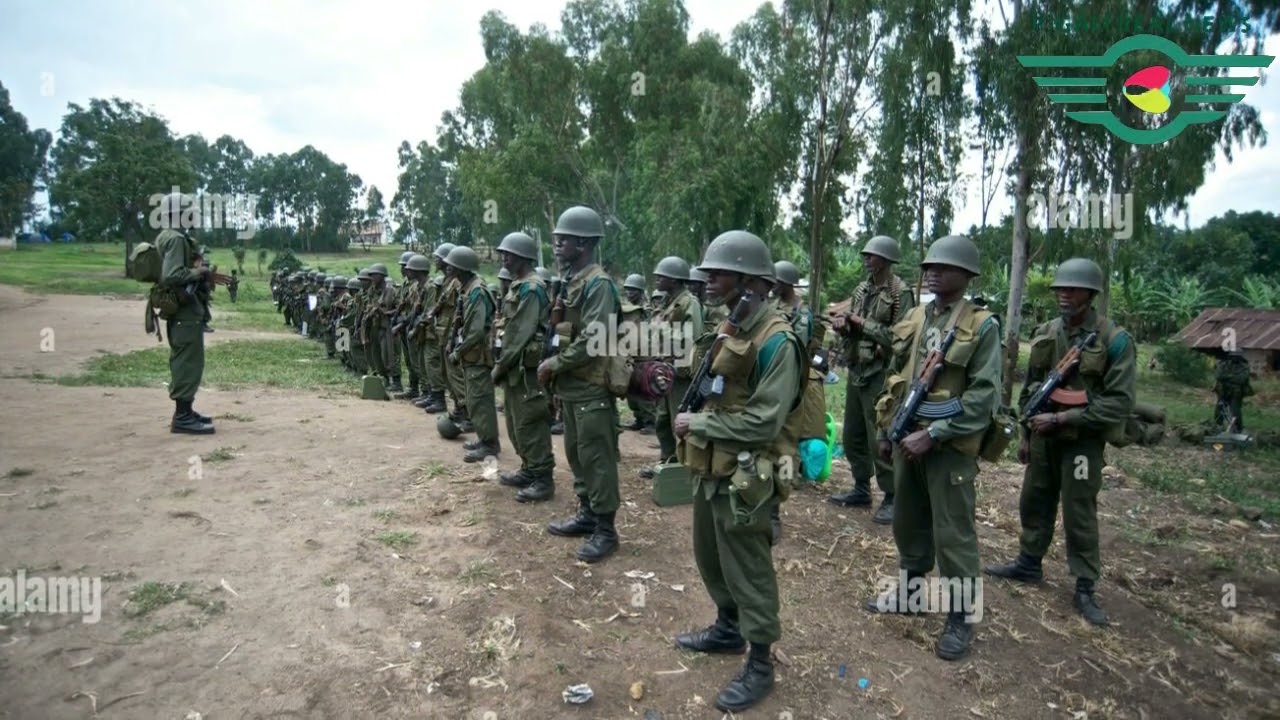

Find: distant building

[345,218,390,245]
[1174,307,1280,375]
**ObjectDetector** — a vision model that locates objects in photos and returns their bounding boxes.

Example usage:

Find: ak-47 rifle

[544,273,569,360]
[678,290,755,414]
[445,284,466,356]
[888,313,965,444]
[1021,330,1098,422]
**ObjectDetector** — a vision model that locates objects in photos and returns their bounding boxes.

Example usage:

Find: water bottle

[732,451,757,492]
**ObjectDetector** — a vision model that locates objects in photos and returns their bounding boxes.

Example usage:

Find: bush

[1155,340,1211,387]
[268,248,302,275]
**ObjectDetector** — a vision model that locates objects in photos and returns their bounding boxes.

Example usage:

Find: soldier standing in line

[492,232,555,501]
[828,235,915,525]
[1214,351,1254,433]
[417,244,455,414]
[325,276,348,360]
[673,230,804,712]
[985,258,1136,627]
[396,255,431,400]
[155,193,216,435]
[863,235,1000,662]
[541,206,625,564]
[392,251,418,399]
[361,263,396,389]
[640,257,704,479]
[621,273,657,434]
[444,246,501,461]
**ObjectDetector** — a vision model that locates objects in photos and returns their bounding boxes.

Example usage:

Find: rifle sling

[903,300,968,382]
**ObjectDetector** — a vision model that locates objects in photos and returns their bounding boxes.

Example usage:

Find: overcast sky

[3,0,1278,241]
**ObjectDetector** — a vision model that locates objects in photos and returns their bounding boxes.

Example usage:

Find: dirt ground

[0,284,1277,720]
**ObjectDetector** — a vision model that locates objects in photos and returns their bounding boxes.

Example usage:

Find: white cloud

[2,0,1277,242]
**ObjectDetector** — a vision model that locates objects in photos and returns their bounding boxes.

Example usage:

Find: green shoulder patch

[1107,330,1131,362]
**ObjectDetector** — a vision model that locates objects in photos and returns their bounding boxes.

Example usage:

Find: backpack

[130,243,163,284]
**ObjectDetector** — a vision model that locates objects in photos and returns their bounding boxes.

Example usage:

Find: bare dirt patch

[0,285,1277,719]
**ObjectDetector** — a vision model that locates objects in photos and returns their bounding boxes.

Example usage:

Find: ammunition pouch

[150,285,180,321]
[979,405,1019,462]
[728,451,777,523]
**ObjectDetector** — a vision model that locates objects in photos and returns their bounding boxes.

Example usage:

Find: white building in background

[346,218,390,246]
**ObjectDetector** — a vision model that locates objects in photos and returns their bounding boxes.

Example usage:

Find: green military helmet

[437,414,462,440]
[497,267,512,281]
[1050,257,1104,293]
[290,273,304,283]
[697,230,774,278]
[346,277,361,290]
[535,266,553,283]
[316,273,328,283]
[330,275,348,287]
[399,251,414,266]
[921,234,981,276]
[773,260,801,287]
[497,231,538,261]
[653,256,691,281]
[862,235,902,263]
[433,242,457,261]
[357,268,373,281]
[367,263,389,277]
[443,246,480,274]
[689,268,709,285]
[623,273,645,291]
[553,206,605,239]
[405,254,431,272]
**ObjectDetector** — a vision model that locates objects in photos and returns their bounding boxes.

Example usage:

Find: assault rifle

[1021,330,1098,422]
[544,273,569,360]
[678,290,755,414]
[445,285,466,355]
[888,315,965,443]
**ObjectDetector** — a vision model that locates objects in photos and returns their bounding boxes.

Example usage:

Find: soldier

[1214,351,1253,433]
[228,269,240,303]
[649,289,668,314]
[326,276,348,360]
[361,263,396,388]
[498,266,513,298]
[395,255,431,400]
[863,234,1000,662]
[290,273,306,334]
[828,235,915,525]
[620,273,657,434]
[349,270,372,376]
[434,249,472,431]
[491,232,555,501]
[541,206,625,563]
[417,244,455,414]
[153,193,215,434]
[985,258,1136,627]
[690,267,727,325]
[443,246,501,461]
[392,251,418,399]
[641,257,704,479]
[673,230,804,713]
[340,276,362,371]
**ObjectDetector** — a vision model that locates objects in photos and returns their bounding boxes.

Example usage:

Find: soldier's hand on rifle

[830,312,847,332]
[674,412,692,439]
[1017,438,1031,465]
[899,429,936,462]
[846,312,866,329]
[878,439,893,462]
[536,358,554,386]
[1028,413,1060,435]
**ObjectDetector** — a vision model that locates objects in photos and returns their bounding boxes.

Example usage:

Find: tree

[0,82,52,237]
[365,185,384,222]
[47,98,195,277]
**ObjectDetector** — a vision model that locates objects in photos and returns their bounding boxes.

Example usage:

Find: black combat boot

[394,379,418,400]
[463,442,500,463]
[872,494,895,525]
[423,392,447,413]
[412,393,432,408]
[935,611,975,660]
[1073,577,1109,626]
[828,479,873,507]
[770,505,782,546]
[714,643,775,712]
[984,552,1044,583]
[550,416,564,435]
[639,465,657,479]
[515,473,554,503]
[576,511,618,563]
[639,423,655,435]
[547,496,596,537]
[387,375,404,393]
[463,439,485,451]
[499,469,533,488]
[864,570,927,614]
[171,400,215,435]
[675,609,747,654]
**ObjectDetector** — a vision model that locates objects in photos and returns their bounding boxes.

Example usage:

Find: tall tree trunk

[1001,0,1031,407]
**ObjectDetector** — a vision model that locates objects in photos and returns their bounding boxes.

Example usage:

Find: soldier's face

[625,288,643,304]
[552,234,579,264]
[1055,288,1092,318]
[923,264,968,297]
[655,275,676,293]
[499,252,517,273]
[704,271,742,306]
[862,253,887,274]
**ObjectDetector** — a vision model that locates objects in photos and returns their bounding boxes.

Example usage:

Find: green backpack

[130,243,163,284]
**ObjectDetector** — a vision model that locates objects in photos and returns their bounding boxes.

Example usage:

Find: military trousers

[1215,391,1245,432]
[400,333,420,386]
[420,336,445,394]
[844,369,894,494]
[364,326,392,378]
[166,319,206,403]
[503,369,554,475]
[656,378,692,461]
[446,350,467,412]
[692,477,780,644]
[628,396,656,427]
[891,444,980,579]
[351,340,368,374]
[1019,434,1104,581]
[464,363,499,446]
[564,394,621,514]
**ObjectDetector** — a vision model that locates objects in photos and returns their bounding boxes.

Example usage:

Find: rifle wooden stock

[1048,388,1088,406]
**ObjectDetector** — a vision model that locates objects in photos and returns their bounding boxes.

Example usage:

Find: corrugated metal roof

[1173,307,1280,351]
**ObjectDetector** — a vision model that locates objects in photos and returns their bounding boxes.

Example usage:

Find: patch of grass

[419,462,449,480]
[321,576,337,587]
[55,338,355,391]
[124,581,190,618]
[216,413,254,422]
[376,531,419,549]
[1120,447,1280,517]
[342,497,367,507]
[460,559,497,586]
[201,447,238,463]
[172,488,195,498]
[373,509,399,522]
[5,467,35,478]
